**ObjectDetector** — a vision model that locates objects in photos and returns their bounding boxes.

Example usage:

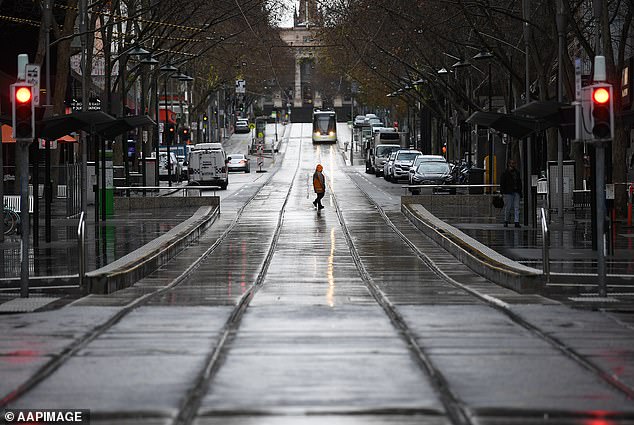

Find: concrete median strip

[402,201,543,293]
[86,198,220,294]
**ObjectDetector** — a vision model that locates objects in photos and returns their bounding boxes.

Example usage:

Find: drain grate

[0,297,59,313]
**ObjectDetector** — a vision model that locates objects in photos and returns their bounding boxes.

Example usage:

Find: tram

[312,109,337,144]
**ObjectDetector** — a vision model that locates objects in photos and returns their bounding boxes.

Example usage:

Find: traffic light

[11,83,35,139]
[180,127,190,143]
[590,84,613,140]
[203,114,208,128]
[165,123,175,144]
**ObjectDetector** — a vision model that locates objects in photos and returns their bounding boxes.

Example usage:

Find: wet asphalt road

[2,123,634,425]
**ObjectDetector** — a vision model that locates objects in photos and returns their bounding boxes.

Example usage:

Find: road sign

[236,79,246,94]
[249,123,255,130]
[25,64,40,106]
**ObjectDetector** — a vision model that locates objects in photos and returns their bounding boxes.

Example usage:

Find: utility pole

[79,0,88,215]
[350,94,354,165]
[593,0,607,297]
[557,0,567,224]
[523,0,533,228]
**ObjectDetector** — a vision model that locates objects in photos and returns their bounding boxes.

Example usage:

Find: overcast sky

[277,0,297,28]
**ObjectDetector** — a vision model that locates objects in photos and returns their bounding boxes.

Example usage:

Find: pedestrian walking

[312,164,325,210]
[500,159,522,228]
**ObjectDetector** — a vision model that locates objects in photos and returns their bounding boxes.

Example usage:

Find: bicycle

[3,207,20,235]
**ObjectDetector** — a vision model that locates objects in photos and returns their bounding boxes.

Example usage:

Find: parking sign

[26,64,41,106]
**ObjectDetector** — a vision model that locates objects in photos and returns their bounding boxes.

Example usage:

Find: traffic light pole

[595,142,607,297]
[17,140,31,297]
[165,74,172,187]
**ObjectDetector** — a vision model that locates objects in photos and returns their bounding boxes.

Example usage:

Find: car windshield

[230,154,244,160]
[376,146,400,156]
[417,162,450,174]
[396,152,419,161]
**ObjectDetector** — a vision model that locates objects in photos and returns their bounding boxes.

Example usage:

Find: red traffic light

[592,87,610,104]
[16,86,32,103]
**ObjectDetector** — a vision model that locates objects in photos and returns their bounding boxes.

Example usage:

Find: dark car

[409,160,456,194]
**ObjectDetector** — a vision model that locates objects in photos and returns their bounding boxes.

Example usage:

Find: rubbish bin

[468,168,485,194]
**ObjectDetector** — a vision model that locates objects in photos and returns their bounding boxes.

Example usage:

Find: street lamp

[117,46,151,197]
[451,59,472,162]
[473,51,495,190]
[159,64,178,186]
[174,71,193,146]
[437,68,452,156]
[138,54,159,193]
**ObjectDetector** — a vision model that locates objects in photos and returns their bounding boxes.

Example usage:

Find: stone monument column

[294,57,302,107]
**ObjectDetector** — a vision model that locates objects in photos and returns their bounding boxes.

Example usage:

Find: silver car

[227,153,250,173]
[373,144,401,176]
[389,149,422,181]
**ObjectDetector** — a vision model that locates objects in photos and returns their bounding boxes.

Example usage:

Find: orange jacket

[313,171,325,193]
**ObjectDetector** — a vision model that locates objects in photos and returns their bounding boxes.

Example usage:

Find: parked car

[383,151,398,181]
[373,144,401,176]
[354,115,367,127]
[227,153,250,173]
[235,119,250,133]
[409,155,446,184]
[388,149,422,181]
[409,160,456,194]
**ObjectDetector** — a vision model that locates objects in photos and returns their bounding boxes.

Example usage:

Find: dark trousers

[314,192,324,207]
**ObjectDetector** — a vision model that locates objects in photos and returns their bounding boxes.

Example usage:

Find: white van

[187,143,229,189]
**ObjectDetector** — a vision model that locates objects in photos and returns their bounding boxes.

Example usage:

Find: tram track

[333,163,634,413]
[172,135,304,425]
[327,166,474,425]
[0,126,300,411]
